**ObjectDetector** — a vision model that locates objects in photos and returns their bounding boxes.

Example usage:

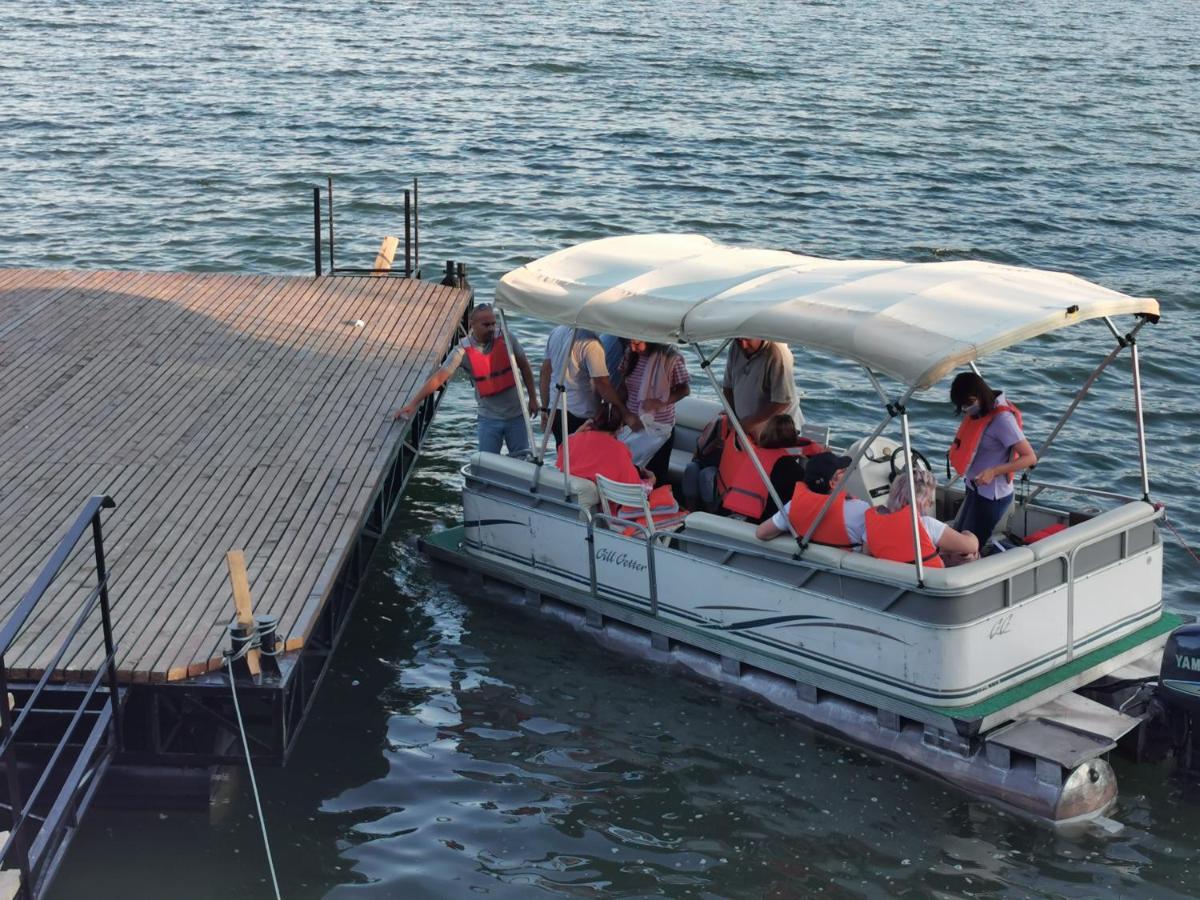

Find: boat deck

[0,268,470,683]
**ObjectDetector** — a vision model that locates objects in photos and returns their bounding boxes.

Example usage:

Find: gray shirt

[722,341,802,426]
[442,333,526,420]
[544,326,609,418]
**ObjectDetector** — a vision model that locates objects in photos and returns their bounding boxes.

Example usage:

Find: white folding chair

[594,474,685,535]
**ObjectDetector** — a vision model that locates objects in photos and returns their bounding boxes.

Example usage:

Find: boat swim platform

[0,267,471,763]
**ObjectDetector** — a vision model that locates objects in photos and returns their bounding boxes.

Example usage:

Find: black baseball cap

[803,451,853,494]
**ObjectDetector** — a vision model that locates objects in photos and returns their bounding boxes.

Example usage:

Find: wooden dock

[0,268,470,684]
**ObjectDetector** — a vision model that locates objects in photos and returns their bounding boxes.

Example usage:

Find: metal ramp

[0,496,124,899]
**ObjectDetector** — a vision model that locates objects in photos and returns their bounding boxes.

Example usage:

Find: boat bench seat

[468,451,600,510]
[680,513,849,569]
[667,397,720,484]
[838,543,1036,590]
[1025,500,1159,561]
[680,512,1040,592]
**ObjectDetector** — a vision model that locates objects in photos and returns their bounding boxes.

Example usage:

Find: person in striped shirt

[618,340,691,484]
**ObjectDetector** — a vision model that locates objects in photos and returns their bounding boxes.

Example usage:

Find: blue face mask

[964,403,980,417]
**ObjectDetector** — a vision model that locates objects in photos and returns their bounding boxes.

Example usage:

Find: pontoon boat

[419,234,1200,826]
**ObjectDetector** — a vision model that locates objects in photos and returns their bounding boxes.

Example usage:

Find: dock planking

[0,268,470,683]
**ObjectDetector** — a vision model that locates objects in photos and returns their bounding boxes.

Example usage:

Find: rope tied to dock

[1156,503,1200,569]
[224,644,283,900]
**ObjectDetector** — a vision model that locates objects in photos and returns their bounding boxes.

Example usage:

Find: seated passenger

[722,415,822,522]
[864,468,978,568]
[755,451,869,547]
[557,403,681,529]
[682,412,732,513]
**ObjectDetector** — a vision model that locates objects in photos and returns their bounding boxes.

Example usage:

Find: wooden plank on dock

[0,269,470,684]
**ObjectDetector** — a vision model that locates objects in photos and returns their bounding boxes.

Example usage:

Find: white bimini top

[495,234,1159,389]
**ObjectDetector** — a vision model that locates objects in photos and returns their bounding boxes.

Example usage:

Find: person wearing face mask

[721,338,802,440]
[947,372,1037,547]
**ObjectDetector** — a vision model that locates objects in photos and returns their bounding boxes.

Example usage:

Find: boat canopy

[495,234,1159,389]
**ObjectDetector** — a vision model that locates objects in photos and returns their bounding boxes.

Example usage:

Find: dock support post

[412,177,420,278]
[404,190,412,277]
[312,187,322,277]
[327,174,335,273]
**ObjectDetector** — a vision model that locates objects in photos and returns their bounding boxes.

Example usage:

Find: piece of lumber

[224,550,260,676]
[372,236,399,274]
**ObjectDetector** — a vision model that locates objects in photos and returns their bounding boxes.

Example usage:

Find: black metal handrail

[0,494,122,899]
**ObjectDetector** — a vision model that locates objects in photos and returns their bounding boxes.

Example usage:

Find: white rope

[225,658,283,900]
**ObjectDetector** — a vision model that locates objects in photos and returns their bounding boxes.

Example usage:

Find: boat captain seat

[468,451,600,510]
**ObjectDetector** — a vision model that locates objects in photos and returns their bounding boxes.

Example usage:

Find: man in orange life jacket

[754,452,870,547]
[394,304,539,457]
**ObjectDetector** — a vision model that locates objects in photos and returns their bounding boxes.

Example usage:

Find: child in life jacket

[865,468,979,567]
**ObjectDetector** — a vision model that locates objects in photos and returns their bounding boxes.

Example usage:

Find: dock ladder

[0,495,125,900]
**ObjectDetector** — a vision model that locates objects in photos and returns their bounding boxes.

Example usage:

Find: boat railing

[0,495,124,899]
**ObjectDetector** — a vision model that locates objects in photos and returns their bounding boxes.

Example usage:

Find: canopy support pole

[863,367,889,405]
[531,326,579,493]
[496,308,536,461]
[1131,340,1151,502]
[1025,317,1148,507]
[691,342,797,541]
[899,407,925,587]
[798,386,915,553]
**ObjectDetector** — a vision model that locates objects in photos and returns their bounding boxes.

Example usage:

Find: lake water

[4,0,1200,896]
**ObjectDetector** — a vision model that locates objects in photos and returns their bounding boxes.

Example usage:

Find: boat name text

[595,548,647,573]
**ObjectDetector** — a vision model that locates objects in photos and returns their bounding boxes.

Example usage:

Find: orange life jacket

[464,336,517,397]
[556,430,641,484]
[863,506,945,568]
[616,484,686,535]
[716,417,746,497]
[721,444,816,519]
[948,400,1023,482]
[786,483,857,548]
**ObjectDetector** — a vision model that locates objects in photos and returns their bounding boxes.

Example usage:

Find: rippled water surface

[5,0,1200,896]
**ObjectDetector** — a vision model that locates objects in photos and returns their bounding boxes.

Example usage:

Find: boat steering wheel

[889,446,932,483]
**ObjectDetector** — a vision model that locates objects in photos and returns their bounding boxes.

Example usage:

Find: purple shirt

[965,394,1025,500]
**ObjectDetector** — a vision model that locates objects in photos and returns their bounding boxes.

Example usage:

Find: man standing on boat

[539,325,638,445]
[722,339,802,439]
[394,304,539,458]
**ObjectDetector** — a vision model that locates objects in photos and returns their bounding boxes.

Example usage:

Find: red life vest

[464,337,517,397]
[716,417,746,497]
[721,444,818,519]
[556,430,641,484]
[863,506,945,568]
[617,484,686,535]
[948,400,1023,482]
[556,433,683,533]
[786,483,857,548]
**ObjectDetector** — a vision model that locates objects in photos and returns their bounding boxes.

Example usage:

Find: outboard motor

[1158,623,1200,773]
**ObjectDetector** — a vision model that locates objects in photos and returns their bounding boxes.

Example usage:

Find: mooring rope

[225,650,283,900]
[1157,504,1200,568]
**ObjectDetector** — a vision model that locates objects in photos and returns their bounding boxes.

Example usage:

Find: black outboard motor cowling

[1159,624,1200,772]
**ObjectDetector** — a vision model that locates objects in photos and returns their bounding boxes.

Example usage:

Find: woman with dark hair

[618,339,690,484]
[721,414,819,521]
[947,371,1037,546]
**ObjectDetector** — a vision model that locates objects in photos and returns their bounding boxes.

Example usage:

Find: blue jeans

[478,415,530,458]
[956,487,1013,545]
[682,460,720,512]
